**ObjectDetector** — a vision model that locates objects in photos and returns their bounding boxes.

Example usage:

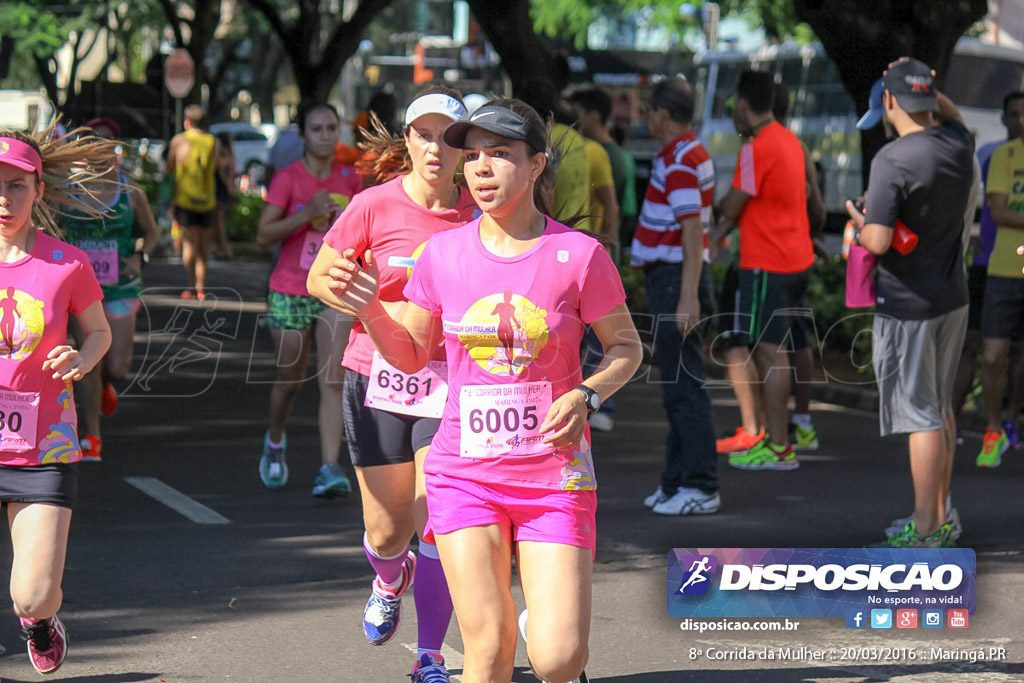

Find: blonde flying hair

[1,117,122,238]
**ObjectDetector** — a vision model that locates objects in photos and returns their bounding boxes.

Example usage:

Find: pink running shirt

[265,160,362,296]
[323,176,478,376]
[404,218,625,491]
[0,231,103,466]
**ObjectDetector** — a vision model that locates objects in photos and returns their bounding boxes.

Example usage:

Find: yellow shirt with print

[986,137,1024,278]
[583,139,615,235]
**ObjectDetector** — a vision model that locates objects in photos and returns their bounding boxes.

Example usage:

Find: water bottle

[892,220,918,255]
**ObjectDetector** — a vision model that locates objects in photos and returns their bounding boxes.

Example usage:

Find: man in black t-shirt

[846,58,974,549]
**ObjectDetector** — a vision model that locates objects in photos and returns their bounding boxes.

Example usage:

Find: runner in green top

[62,118,160,461]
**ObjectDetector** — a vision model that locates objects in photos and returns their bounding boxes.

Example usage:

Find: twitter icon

[871,609,892,629]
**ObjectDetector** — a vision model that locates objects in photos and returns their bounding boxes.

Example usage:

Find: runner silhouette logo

[677,555,718,595]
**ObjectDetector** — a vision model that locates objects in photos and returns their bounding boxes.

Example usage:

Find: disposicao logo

[667,548,976,620]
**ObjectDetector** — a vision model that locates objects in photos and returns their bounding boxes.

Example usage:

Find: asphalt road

[0,254,1021,682]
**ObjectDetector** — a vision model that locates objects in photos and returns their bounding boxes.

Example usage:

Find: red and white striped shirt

[630,131,715,267]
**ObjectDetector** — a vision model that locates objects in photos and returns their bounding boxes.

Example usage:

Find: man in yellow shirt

[166,105,225,299]
[978,97,1024,467]
[582,138,620,242]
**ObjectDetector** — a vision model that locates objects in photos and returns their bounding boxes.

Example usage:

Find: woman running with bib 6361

[321,98,642,683]
[307,87,476,682]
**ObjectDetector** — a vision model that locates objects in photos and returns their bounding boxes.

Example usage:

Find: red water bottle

[892,220,918,255]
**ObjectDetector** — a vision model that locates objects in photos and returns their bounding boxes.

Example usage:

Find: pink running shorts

[424,472,597,557]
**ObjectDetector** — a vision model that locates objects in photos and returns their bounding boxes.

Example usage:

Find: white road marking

[124,476,231,524]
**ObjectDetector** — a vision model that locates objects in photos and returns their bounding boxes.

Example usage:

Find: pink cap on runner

[0,137,43,179]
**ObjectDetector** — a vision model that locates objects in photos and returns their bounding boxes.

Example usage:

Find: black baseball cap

[442,103,548,154]
[883,57,939,114]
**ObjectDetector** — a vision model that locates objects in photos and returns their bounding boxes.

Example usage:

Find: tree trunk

[187,0,223,106]
[249,0,396,104]
[794,0,987,184]
[466,0,561,96]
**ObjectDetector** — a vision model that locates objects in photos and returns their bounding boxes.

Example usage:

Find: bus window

[945,54,1024,109]
[779,58,803,91]
[711,62,740,118]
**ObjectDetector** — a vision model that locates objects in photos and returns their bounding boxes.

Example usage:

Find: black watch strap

[576,384,601,416]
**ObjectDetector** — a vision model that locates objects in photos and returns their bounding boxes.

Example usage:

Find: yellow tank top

[174,129,217,212]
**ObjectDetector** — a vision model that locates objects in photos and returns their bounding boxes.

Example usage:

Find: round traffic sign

[164,49,195,98]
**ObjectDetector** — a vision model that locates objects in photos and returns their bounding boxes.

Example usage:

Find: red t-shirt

[732,121,813,273]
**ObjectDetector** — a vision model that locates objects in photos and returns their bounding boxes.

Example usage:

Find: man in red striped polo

[631,76,721,516]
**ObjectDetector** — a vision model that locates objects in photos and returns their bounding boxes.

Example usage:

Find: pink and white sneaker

[21,613,68,675]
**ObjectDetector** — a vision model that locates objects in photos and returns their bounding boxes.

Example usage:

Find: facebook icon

[845,609,867,629]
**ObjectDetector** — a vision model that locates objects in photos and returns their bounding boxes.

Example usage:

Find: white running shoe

[652,487,721,515]
[643,485,667,508]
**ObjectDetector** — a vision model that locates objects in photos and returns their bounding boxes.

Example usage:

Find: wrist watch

[575,384,601,416]
[137,251,150,266]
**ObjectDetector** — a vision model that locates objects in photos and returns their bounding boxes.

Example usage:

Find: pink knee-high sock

[364,532,410,587]
[414,542,453,652]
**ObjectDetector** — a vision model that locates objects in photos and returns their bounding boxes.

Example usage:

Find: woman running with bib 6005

[321,98,642,683]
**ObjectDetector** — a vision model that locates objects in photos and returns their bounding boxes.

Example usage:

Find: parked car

[209,122,277,187]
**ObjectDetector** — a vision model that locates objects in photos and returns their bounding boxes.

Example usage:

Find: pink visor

[0,137,43,178]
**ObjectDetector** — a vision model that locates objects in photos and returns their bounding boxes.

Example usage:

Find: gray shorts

[872,306,968,436]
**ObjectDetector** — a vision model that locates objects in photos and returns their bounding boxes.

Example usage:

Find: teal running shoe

[312,462,352,498]
[258,431,289,489]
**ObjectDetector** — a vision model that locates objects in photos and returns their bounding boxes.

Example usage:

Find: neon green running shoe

[790,422,819,451]
[976,427,1007,468]
[728,439,800,471]
[879,522,953,549]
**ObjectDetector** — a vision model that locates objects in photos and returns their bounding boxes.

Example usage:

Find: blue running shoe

[312,462,352,498]
[1003,420,1020,449]
[410,652,450,682]
[363,551,416,645]
[258,431,288,489]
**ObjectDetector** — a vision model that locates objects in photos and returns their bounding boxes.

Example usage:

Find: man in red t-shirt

[710,70,814,471]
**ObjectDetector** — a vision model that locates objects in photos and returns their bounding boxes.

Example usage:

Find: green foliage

[0,4,68,58]
[529,0,815,49]
[532,0,700,48]
[227,193,265,243]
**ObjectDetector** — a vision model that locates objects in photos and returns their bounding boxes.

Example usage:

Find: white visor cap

[404,93,468,125]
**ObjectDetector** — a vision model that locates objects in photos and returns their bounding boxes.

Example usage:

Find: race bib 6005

[459,381,552,458]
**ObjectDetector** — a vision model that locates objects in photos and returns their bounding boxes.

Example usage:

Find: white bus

[688,37,1024,216]
[0,90,55,133]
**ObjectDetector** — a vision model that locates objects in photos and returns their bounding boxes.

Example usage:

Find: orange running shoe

[80,434,102,462]
[100,382,118,416]
[716,427,765,454]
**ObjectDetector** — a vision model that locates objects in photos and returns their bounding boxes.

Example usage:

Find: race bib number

[0,390,40,453]
[86,248,119,285]
[364,351,448,418]
[299,230,324,270]
[459,381,552,458]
